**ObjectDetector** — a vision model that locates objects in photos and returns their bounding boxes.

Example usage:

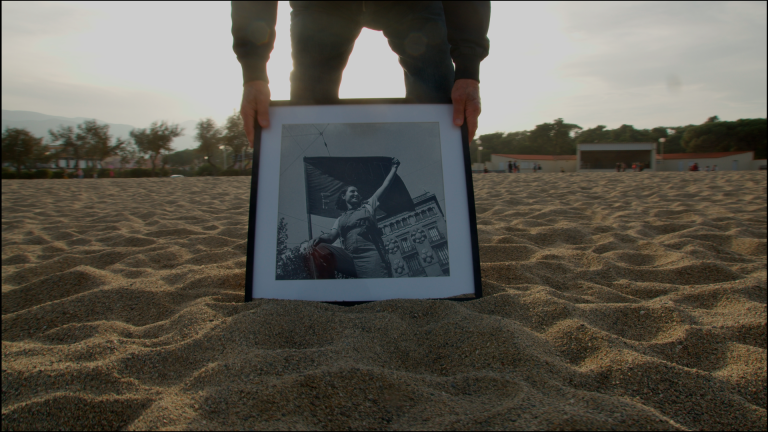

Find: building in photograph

[378,191,449,278]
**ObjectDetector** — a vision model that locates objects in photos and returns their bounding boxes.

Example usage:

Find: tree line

[1,111,251,177]
[471,116,767,163]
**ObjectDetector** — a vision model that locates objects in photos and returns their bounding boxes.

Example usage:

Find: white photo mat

[249,103,478,302]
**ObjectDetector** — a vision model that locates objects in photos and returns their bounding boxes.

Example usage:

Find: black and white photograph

[247,103,480,302]
[275,122,451,281]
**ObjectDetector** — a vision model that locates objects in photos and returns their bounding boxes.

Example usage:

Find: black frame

[244,99,482,305]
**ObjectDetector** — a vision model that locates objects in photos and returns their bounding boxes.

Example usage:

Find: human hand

[310,236,322,248]
[391,157,400,169]
[451,79,481,143]
[240,80,271,148]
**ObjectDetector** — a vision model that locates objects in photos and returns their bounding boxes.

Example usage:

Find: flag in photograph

[304,156,415,219]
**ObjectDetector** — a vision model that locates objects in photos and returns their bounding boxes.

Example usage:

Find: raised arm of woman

[369,158,400,211]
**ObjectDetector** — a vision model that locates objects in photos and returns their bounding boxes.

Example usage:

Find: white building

[489,154,577,172]
[655,151,763,171]
[488,147,765,173]
[577,142,656,171]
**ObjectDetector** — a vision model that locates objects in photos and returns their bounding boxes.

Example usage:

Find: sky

[276,122,446,249]
[2,1,766,136]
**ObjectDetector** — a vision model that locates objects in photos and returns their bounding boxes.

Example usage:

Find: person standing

[309,158,401,279]
[76,168,84,179]
[233,2,491,145]
[507,160,512,173]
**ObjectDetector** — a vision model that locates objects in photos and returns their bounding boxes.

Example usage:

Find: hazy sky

[2,1,766,133]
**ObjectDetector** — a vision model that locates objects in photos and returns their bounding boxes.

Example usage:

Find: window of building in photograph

[404,255,425,276]
[395,220,402,229]
[415,211,423,222]
[434,244,449,265]
[427,207,436,216]
[400,236,414,253]
[427,226,442,242]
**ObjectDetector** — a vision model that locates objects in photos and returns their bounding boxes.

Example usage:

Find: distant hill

[1,110,199,151]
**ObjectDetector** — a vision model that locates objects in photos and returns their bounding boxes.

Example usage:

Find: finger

[256,99,270,129]
[241,108,255,148]
[466,102,481,143]
[466,110,479,142]
[452,95,465,127]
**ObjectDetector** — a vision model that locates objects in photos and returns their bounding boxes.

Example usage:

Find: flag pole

[303,158,313,240]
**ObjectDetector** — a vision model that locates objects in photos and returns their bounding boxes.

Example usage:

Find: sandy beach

[2,172,765,430]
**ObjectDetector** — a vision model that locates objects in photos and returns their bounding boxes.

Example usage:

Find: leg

[307,244,358,279]
[370,2,454,103]
[289,3,363,104]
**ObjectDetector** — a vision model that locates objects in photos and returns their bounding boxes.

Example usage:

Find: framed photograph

[244,100,481,303]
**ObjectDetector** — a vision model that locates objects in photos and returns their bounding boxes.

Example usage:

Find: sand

[2,172,766,431]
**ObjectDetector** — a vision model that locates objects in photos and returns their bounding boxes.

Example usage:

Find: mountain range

[1,110,200,151]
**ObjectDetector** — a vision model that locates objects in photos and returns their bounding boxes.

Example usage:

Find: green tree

[48,125,80,169]
[608,124,653,143]
[195,118,222,171]
[682,117,767,159]
[275,217,309,280]
[528,118,582,155]
[76,119,125,169]
[116,139,141,169]
[164,149,200,168]
[2,127,43,173]
[220,111,250,171]
[575,125,610,144]
[131,121,183,177]
[660,125,694,154]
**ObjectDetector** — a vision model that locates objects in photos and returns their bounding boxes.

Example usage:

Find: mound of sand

[2,172,766,430]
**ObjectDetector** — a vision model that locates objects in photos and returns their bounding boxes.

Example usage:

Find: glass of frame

[245,100,481,303]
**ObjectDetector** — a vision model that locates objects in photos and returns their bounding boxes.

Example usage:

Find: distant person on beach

[308,157,400,279]
[508,161,512,173]
[483,163,489,173]
[513,161,518,173]
[712,165,718,171]
[233,2,490,145]
[705,166,711,172]
[616,163,621,172]
[76,168,84,179]
[109,170,115,178]
[690,163,700,172]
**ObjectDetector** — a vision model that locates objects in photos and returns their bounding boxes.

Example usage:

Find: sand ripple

[2,173,766,430]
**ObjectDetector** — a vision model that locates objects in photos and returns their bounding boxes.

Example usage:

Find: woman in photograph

[308,157,400,279]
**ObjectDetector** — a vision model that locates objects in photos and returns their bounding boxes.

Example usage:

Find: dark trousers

[289,1,455,104]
